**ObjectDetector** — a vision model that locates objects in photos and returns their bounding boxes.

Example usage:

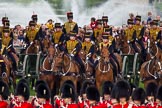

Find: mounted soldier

[52,23,65,51]
[99,32,120,77]
[124,19,138,52]
[149,20,160,42]
[63,12,78,42]
[25,20,40,47]
[133,15,146,60]
[82,32,96,67]
[64,31,84,73]
[31,14,43,41]
[2,25,19,73]
[93,19,104,43]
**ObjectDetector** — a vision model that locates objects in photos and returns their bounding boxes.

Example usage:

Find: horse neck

[121,42,131,54]
[43,57,52,70]
[63,54,71,71]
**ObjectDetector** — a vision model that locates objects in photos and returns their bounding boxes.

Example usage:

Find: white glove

[55,44,58,47]
[127,40,130,44]
[136,38,138,41]
[91,41,95,45]
[87,53,91,57]
[97,56,100,60]
[70,53,74,57]
[155,41,157,45]
[86,57,89,60]
[30,41,33,45]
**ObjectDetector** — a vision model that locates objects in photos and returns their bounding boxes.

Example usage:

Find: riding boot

[157,43,162,50]
[131,42,139,53]
[110,53,121,74]
[1,62,7,77]
[109,58,117,79]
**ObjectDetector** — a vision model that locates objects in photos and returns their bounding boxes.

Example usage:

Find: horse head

[47,45,55,64]
[142,56,162,81]
[100,46,110,63]
[78,47,87,61]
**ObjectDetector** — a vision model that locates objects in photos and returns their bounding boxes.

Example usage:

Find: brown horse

[54,52,80,93]
[140,56,162,88]
[26,40,41,54]
[41,36,51,55]
[115,34,141,54]
[95,46,113,93]
[78,48,94,81]
[39,45,56,91]
[1,56,12,84]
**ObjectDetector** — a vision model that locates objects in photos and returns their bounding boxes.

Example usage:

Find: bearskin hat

[156,85,162,101]
[15,80,30,101]
[2,17,8,23]
[67,12,73,19]
[36,83,51,100]
[0,80,9,100]
[96,19,102,25]
[127,19,134,25]
[3,19,10,27]
[132,88,146,104]
[86,85,100,102]
[135,15,141,21]
[80,80,93,95]
[3,26,10,33]
[55,23,62,28]
[115,80,131,101]
[146,82,158,98]
[61,82,76,102]
[31,14,38,21]
[35,80,47,91]
[84,32,91,38]
[19,78,29,86]
[29,20,35,26]
[69,31,77,37]
[102,81,114,96]
[102,16,108,22]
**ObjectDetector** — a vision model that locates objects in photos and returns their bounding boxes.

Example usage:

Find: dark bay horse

[115,34,141,54]
[54,52,80,93]
[78,48,94,81]
[95,46,113,93]
[39,45,56,91]
[140,56,162,88]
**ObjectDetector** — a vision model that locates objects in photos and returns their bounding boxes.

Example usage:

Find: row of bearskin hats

[79,80,162,103]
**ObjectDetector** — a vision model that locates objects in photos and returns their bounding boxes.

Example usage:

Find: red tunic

[0,100,8,108]
[113,103,129,108]
[146,102,157,108]
[13,101,32,108]
[99,100,112,108]
[132,104,146,108]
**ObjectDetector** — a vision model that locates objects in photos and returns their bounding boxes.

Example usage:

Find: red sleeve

[68,104,79,108]
[43,103,53,108]
[78,102,84,108]
[0,101,8,108]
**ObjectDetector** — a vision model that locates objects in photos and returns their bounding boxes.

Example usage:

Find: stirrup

[2,72,7,78]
